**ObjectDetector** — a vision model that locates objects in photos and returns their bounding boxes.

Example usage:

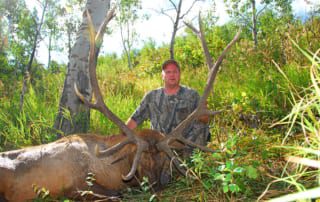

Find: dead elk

[0,130,170,202]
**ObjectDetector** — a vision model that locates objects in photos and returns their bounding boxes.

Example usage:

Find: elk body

[0,129,169,202]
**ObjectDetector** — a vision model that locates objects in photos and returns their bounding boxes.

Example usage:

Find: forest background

[1,0,320,201]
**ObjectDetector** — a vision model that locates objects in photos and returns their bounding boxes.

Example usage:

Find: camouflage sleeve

[186,89,210,146]
[186,122,210,146]
[130,92,151,126]
[193,91,200,110]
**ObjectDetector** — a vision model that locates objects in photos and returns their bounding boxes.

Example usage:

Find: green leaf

[203,180,212,190]
[218,164,226,171]
[209,167,217,177]
[223,184,229,193]
[226,160,233,169]
[211,153,223,159]
[226,149,237,155]
[233,167,244,173]
[229,184,240,193]
[246,165,258,179]
[214,173,225,181]
[225,173,232,182]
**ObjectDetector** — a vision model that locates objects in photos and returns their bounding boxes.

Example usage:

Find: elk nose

[160,170,171,186]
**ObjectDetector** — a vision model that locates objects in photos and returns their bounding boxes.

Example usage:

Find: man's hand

[126,118,138,130]
[197,101,210,124]
[198,115,209,124]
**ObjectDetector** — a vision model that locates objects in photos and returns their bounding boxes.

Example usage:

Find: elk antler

[157,16,241,172]
[74,8,148,181]
[184,12,213,70]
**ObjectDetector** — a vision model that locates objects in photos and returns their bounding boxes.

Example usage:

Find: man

[126,59,210,147]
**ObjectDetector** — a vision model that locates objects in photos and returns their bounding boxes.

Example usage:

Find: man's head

[161,59,181,89]
[162,59,180,72]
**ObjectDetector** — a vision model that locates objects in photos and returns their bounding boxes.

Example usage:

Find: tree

[19,0,51,111]
[1,0,34,75]
[0,13,10,86]
[159,0,203,59]
[53,0,114,137]
[60,0,84,60]
[0,4,8,64]
[224,0,292,48]
[116,0,141,69]
[43,1,63,70]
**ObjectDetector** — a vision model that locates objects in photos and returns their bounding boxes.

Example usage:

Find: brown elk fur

[0,129,169,202]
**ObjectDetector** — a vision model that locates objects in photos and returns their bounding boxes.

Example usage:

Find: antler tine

[197,12,214,70]
[74,8,148,181]
[184,12,213,70]
[200,30,241,103]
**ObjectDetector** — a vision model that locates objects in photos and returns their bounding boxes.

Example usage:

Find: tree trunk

[126,46,132,69]
[251,0,258,48]
[47,30,52,69]
[120,23,132,69]
[169,0,182,60]
[19,0,48,112]
[53,0,111,137]
[67,24,72,60]
[126,24,133,70]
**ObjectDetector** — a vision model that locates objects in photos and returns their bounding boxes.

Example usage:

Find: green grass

[257,45,320,201]
[0,72,64,151]
[0,36,318,201]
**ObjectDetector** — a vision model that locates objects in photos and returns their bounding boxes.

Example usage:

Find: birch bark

[54,0,111,136]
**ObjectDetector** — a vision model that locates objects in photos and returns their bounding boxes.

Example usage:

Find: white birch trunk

[54,0,111,136]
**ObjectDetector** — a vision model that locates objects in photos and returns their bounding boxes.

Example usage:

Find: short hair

[162,59,180,71]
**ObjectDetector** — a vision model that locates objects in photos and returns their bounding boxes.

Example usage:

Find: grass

[0,37,318,201]
[0,71,64,151]
[257,45,320,201]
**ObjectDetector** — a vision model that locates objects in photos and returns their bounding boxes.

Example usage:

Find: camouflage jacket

[130,85,210,146]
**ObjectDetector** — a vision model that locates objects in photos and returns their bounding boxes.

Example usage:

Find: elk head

[75,9,241,185]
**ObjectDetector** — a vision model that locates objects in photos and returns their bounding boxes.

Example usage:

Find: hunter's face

[162,64,180,88]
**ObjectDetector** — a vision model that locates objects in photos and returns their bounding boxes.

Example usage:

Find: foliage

[258,41,320,201]
[0,70,63,151]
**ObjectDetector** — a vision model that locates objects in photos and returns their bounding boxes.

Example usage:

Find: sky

[25,0,319,66]
[102,0,229,52]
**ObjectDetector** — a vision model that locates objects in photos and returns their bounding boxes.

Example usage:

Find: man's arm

[126,118,138,130]
[126,92,151,130]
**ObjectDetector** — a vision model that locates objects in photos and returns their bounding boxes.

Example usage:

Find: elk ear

[160,159,172,186]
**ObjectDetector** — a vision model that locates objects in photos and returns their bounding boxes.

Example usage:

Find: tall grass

[0,72,63,151]
[258,41,320,201]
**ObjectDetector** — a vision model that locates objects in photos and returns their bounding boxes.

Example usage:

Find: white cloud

[292,0,319,17]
